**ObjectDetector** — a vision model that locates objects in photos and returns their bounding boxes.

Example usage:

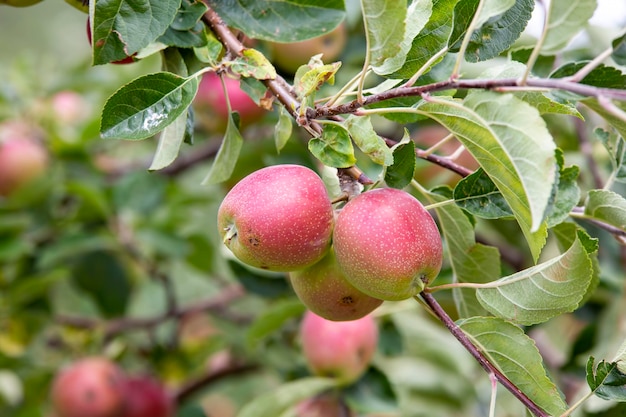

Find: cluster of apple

[217,164,444,322]
[50,356,174,417]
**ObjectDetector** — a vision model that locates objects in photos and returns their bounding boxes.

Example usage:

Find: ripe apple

[300,310,378,385]
[294,392,354,417]
[50,357,128,417]
[0,128,48,197]
[193,71,266,132]
[333,188,443,301]
[289,249,383,321]
[267,23,347,75]
[86,18,136,65]
[121,375,175,417]
[217,164,334,271]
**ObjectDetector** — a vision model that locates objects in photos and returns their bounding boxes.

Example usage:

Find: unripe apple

[289,249,383,321]
[0,131,48,197]
[300,311,378,385]
[217,164,334,271]
[333,188,443,301]
[294,392,354,417]
[121,375,175,417]
[193,72,266,132]
[267,24,347,75]
[0,0,44,6]
[50,357,128,417]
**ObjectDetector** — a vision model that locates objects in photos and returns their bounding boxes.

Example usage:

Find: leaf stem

[558,390,594,417]
[405,47,450,87]
[419,292,550,417]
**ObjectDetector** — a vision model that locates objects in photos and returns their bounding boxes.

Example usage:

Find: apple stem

[418,292,550,417]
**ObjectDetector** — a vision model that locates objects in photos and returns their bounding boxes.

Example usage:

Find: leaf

[476,231,597,326]
[274,106,293,153]
[246,298,305,350]
[148,110,188,171]
[384,130,416,189]
[229,48,277,80]
[344,367,398,413]
[462,0,534,62]
[294,63,341,100]
[92,0,180,65]
[391,0,457,79]
[202,113,244,184]
[458,317,568,416]
[236,377,338,417]
[425,187,497,318]
[584,189,626,233]
[587,357,626,402]
[545,150,581,228]
[454,168,514,219]
[596,128,626,184]
[100,72,198,140]
[365,0,433,76]
[158,21,208,49]
[612,33,626,66]
[308,124,356,168]
[207,0,346,43]
[416,93,556,260]
[344,115,393,166]
[541,0,597,55]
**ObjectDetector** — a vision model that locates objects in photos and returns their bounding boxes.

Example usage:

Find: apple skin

[289,249,383,321]
[0,134,48,197]
[50,357,128,417]
[193,72,266,132]
[121,376,175,417]
[268,24,347,75]
[217,164,334,271]
[333,188,443,301]
[300,310,378,385]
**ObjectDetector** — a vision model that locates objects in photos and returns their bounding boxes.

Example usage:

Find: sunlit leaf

[344,115,393,166]
[308,124,356,168]
[295,62,341,100]
[148,110,188,171]
[101,72,198,140]
[229,48,277,80]
[458,317,568,416]
[541,0,597,55]
[584,189,626,234]
[476,231,597,325]
[202,112,244,184]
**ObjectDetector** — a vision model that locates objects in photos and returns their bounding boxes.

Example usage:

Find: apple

[294,392,354,417]
[121,375,175,417]
[50,357,128,417]
[217,164,334,271]
[193,71,266,132]
[267,23,347,75]
[289,249,383,321]
[333,188,443,301]
[300,310,378,385]
[86,18,136,64]
[50,90,88,124]
[0,0,44,6]
[0,127,48,197]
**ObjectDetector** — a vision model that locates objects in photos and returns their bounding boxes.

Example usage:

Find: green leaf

[476,231,597,325]
[425,187,497,318]
[308,124,356,168]
[612,33,626,66]
[448,0,479,50]
[344,367,398,413]
[364,0,433,76]
[229,48,277,80]
[384,130,416,189]
[274,106,293,153]
[416,92,556,260]
[458,317,568,416]
[545,150,581,228]
[454,168,513,219]
[246,298,305,350]
[236,377,338,417]
[462,0,533,62]
[158,21,208,49]
[207,0,346,43]
[100,72,198,140]
[550,62,626,90]
[596,128,626,184]
[148,110,188,171]
[92,0,180,65]
[193,30,224,66]
[202,113,244,184]
[584,189,626,233]
[391,0,457,79]
[587,357,626,402]
[344,115,393,166]
[541,0,597,55]
[294,63,341,100]
[582,99,626,141]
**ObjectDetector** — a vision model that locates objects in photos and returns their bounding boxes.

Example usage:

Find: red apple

[193,71,266,132]
[289,249,383,321]
[86,18,136,65]
[300,311,378,385]
[217,164,334,271]
[50,357,128,417]
[0,126,48,197]
[333,188,443,301]
[121,375,175,417]
[268,24,347,75]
